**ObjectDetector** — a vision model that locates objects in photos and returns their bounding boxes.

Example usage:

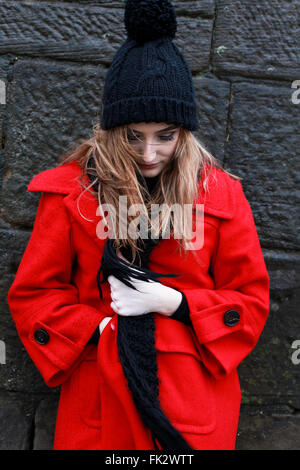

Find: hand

[108,250,182,317]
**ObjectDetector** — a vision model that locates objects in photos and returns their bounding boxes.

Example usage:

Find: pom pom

[124,0,177,43]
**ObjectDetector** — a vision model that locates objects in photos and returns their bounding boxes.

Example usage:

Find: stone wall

[0,0,299,450]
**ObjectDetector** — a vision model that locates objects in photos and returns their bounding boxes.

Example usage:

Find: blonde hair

[57,123,241,266]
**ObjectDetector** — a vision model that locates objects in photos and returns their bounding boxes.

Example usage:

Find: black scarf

[87,156,193,450]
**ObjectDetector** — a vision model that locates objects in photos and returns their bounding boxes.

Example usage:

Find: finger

[110,301,119,313]
[110,292,118,302]
[108,275,119,288]
[109,284,116,295]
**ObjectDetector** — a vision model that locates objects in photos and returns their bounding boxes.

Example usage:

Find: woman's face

[126,122,180,177]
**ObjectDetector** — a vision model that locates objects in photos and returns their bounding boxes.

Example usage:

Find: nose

[141,141,157,163]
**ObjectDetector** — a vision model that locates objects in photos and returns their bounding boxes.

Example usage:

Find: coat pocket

[77,347,102,429]
[155,317,216,435]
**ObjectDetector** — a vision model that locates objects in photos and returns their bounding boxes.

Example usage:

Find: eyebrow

[128,125,178,134]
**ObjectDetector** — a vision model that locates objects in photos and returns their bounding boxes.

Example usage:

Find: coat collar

[27,161,235,246]
[196,165,236,220]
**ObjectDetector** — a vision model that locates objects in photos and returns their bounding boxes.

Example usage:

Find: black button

[34,329,49,345]
[223,310,240,327]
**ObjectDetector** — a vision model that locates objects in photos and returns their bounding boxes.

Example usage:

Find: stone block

[236,405,300,450]
[176,16,213,72]
[213,0,300,80]
[224,81,299,250]
[0,2,124,64]
[0,55,14,186]
[0,392,33,450]
[33,396,59,450]
[238,250,300,409]
[194,73,230,163]
[0,1,213,71]
[1,58,107,226]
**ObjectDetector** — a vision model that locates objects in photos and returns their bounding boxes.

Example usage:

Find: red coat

[7,161,270,450]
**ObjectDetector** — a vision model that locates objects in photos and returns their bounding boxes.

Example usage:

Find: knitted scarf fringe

[97,238,192,450]
[88,156,193,450]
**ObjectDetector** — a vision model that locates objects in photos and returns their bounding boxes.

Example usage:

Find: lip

[138,163,159,169]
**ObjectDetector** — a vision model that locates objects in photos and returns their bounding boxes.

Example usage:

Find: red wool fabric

[7,161,270,450]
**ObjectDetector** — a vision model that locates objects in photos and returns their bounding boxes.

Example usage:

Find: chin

[141,168,161,177]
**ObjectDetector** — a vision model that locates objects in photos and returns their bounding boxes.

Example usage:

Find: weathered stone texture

[0,1,213,70]
[0,0,299,452]
[236,406,300,450]
[1,61,229,229]
[224,81,299,250]
[0,56,14,189]
[1,59,106,227]
[0,2,124,64]
[33,396,59,450]
[213,0,300,79]
[0,392,33,450]
[238,285,300,409]
[194,74,230,163]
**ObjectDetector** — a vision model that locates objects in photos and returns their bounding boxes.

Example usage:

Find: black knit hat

[100,0,199,132]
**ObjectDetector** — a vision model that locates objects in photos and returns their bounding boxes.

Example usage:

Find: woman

[7,0,270,451]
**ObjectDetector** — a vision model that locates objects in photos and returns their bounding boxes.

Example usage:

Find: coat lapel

[196,166,236,220]
[62,185,103,247]
[27,160,103,247]
[27,161,235,247]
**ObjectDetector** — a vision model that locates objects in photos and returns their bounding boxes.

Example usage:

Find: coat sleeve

[181,179,270,380]
[7,191,109,387]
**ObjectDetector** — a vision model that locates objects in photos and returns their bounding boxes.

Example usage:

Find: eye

[126,132,176,142]
[159,133,175,141]
[127,133,139,141]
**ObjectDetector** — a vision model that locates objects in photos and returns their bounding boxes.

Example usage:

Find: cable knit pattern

[97,240,192,450]
[100,0,199,131]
